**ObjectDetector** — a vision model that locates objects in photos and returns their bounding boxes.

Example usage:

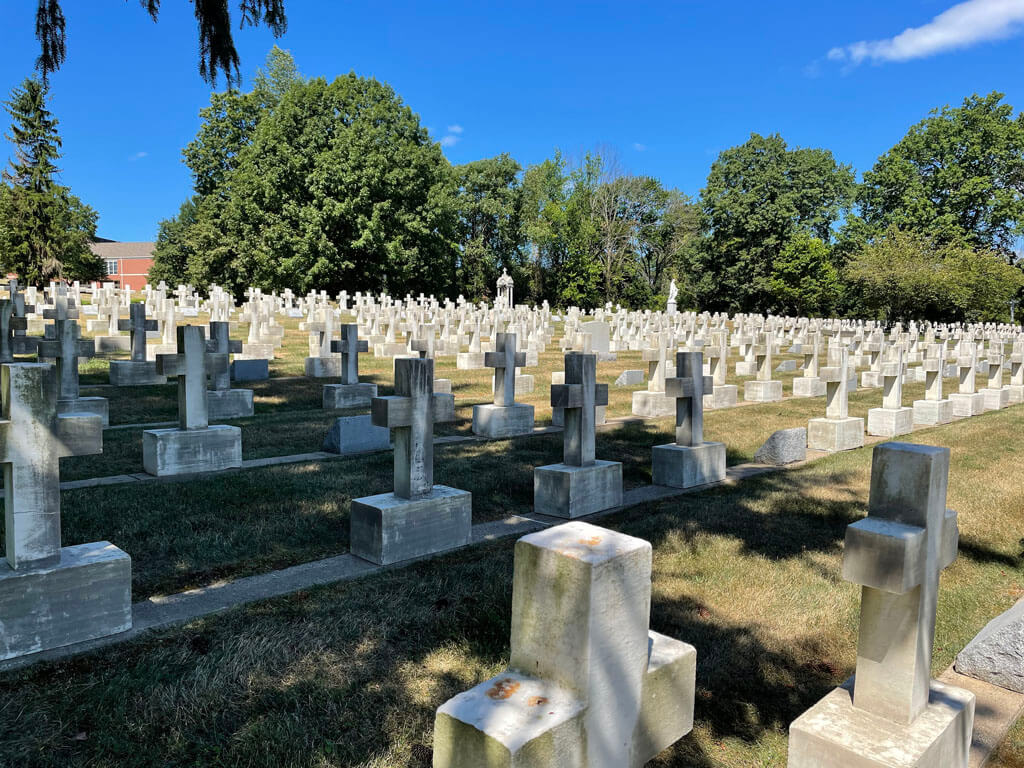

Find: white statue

[667,279,679,305]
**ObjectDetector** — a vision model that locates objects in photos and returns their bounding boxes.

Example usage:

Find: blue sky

[2,0,1023,241]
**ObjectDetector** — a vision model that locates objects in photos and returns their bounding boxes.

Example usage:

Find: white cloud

[632,142,647,152]
[440,135,460,148]
[828,0,1024,66]
[130,151,148,160]
[447,124,464,134]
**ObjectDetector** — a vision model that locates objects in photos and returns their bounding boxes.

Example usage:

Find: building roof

[89,241,155,261]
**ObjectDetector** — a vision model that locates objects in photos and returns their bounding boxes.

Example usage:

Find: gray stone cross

[0,300,29,363]
[371,357,455,499]
[484,332,525,407]
[156,326,229,430]
[35,297,95,401]
[205,321,241,391]
[551,352,608,467]
[841,442,958,724]
[1,363,102,570]
[666,351,713,446]
[330,324,368,385]
[118,303,158,362]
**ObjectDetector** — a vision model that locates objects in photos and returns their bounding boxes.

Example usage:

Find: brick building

[88,240,155,290]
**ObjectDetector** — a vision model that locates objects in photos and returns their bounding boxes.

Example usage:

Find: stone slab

[533,460,623,519]
[455,352,485,370]
[615,369,645,386]
[323,382,378,410]
[57,396,109,428]
[304,356,342,378]
[632,389,677,418]
[808,417,864,453]
[94,335,131,354]
[705,384,738,410]
[793,377,826,398]
[230,358,269,382]
[867,407,914,437]
[321,414,392,454]
[913,399,954,426]
[744,379,783,403]
[0,541,131,661]
[981,388,1009,412]
[755,428,808,465]
[142,425,243,477]
[207,388,254,420]
[955,598,1024,694]
[350,485,472,565]
[651,441,727,489]
[950,392,986,419]
[788,678,975,768]
[109,359,167,386]
[472,403,535,438]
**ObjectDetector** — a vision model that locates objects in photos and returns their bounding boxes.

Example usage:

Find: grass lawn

[0,404,1020,767]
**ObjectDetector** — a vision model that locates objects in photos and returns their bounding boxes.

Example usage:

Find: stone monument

[322,324,378,409]
[807,348,864,452]
[472,332,535,438]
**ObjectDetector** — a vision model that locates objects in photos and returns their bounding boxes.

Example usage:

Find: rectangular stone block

[93,335,131,354]
[304,356,342,378]
[788,679,974,768]
[455,352,485,370]
[862,371,882,389]
[744,379,783,403]
[207,388,254,420]
[949,392,985,419]
[633,632,698,766]
[651,441,726,489]
[980,387,1009,411]
[842,518,926,594]
[736,361,756,376]
[0,541,131,661]
[704,384,737,410]
[322,413,391,454]
[808,417,864,452]
[57,396,109,427]
[1009,385,1023,404]
[913,399,953,426]
[867,407,914,438]
[533,460,623,518]
[323,382,377,410]
[109,359,167,386]
[632,389,676,418]
[472,403,535,438]
[230,358,269,381]
[793,377,826,398]
[142,424,242,477]
[350,485,472,565]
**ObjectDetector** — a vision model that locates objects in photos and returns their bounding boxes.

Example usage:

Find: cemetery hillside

[0,3,1022,768]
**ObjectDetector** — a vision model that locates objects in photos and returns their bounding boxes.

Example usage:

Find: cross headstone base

[652,441,726,489]
[808,416,864,452]
[108,359,166,386]
[322,382,378,410]
[534,460,623,518]
[57,397,109,427]
[632,389,677,418]
[793,377,826,398]
[207,389,254,420]
[94,336,131,354]
[736,359,758,376]
[744,380,783,402]
[230,359,269,382]
[912,399,954,426]
[304,356,342,378]
[321,414,391,454]
[862,371,883,389]
[1008,385,1024,404]
[142,425,242,477]
[472,402,535,438]
[949,392,985,419]
[980,387,1009,412]
[455,351,485,369]
[704,384,738,410]
[867,406,914,438]
[0,541,131,662]
[350,485,472,565]
[787,677,974,768]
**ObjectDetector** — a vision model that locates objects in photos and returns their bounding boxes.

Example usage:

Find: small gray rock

[775,360,798,373]
[754,428,807,465]
[955,598,1024,693]
[615,369,645,387]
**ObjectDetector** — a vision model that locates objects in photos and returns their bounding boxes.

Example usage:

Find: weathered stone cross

[205,321,241,391]
[841,442,959,724]
[1,363,102,570]
[156,326,229,430]
[484,332,525,407]
[0,300,29,363]
[551,352,609,467]
[35,296,95,402]
[330,324,368,385]
[118,303,158,362]
[371,357,455,499]
[820,347,851,420]
[665,351,713,446]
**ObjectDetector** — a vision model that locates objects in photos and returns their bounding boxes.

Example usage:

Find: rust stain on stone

[527,696,549,707]
[486,679,521,700]
[579,536,602,547]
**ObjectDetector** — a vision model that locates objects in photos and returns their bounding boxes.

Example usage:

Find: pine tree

[1,77,102,285]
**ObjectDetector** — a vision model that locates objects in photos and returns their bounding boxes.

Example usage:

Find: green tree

[453,154,524,301]
[694,133,855,313]
[854,92,1024,257]
[767,232,840,316]
[33,0,287,86]
[0,77,101,284]
[635,188,700,307]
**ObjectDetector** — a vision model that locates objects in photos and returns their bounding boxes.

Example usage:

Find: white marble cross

[484,332,525,407]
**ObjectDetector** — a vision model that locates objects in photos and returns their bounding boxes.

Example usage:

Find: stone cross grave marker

[913,343,953,425]
[156,325,228,430]
[788,443,975,767]
[472,332,534,438]
[868,347,913,437]
[0,299,29,363]
[118,303,158,362]
[205,321,253,420]
[323,324,378,409]
[808,347,863,452]
[434,521,696,768]
[744,331,782,402]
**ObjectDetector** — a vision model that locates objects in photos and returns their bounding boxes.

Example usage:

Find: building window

[105,260,118,275]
